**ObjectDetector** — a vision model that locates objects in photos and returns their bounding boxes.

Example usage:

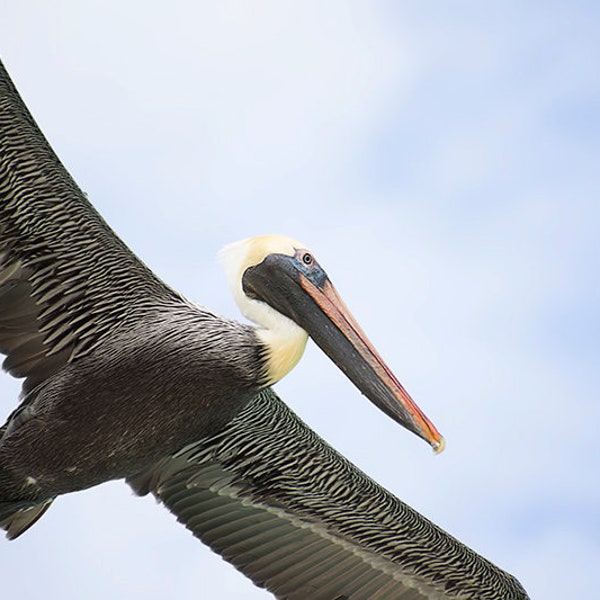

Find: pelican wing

[129,389,529,600]
[0,59,180,394]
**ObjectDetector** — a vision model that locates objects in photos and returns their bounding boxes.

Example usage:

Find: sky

[0,1,598,598]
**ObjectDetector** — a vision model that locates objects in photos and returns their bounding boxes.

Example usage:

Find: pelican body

[0,59,529,598]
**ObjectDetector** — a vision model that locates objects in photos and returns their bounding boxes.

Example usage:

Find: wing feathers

[0,59,181,394]
[130,390,528,599]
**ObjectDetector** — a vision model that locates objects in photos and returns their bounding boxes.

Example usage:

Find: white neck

[255,316,308,386]
[236,293,309,386]
[219,236,309,386]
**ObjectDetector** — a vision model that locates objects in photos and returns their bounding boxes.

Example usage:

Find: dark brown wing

[0,58,181,395]
[129,389,530,600]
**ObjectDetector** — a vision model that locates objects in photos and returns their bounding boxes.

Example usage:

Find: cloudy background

[1,2,598,598]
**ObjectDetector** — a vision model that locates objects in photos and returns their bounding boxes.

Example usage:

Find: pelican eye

[301,252,314,266]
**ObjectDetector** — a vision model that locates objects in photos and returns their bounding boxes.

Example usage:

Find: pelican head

[220,234,444,453]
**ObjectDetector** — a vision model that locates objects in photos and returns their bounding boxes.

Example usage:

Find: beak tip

[432,435,446,455]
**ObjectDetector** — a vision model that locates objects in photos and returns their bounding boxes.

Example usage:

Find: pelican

[0,59,529,599]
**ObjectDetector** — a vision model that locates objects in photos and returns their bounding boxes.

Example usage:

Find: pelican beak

[242,253,445,453]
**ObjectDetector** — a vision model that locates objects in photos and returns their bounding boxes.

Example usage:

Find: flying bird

[0,59,529,599]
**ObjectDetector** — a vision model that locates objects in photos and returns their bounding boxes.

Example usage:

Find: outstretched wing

[0,59,181,395]
[129,389,529,600]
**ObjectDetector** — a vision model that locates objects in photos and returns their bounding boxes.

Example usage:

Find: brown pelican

[0,59,529,599]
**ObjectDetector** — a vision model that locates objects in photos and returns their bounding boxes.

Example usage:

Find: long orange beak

[242,251,444,452]
[299,275,444,452]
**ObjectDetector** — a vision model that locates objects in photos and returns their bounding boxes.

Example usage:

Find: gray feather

[0,57,184,394]
[129,389,529,600]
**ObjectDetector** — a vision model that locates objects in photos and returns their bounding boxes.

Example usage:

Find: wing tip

[0,499,53,540]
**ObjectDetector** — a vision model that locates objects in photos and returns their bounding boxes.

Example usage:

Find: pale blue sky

[1,2,598,598]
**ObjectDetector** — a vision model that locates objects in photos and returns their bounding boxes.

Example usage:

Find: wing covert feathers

[129,390,529,600]
[0,59,179,393]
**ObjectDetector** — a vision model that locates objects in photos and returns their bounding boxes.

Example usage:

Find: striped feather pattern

[129,389,529,600]
[0,59,180,394]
